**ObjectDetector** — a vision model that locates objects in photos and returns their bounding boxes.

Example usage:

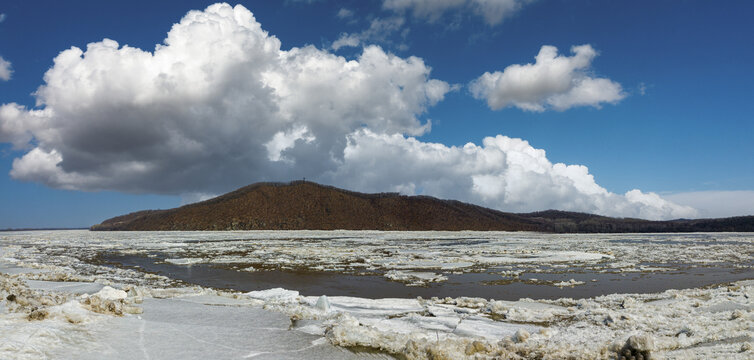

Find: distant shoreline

[0,227,88,232]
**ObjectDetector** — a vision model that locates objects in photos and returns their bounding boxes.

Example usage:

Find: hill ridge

[91,181,754,233]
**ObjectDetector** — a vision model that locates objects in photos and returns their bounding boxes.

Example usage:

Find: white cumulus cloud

[0,3,695,220]
[323,130,696,220]
[0,3,447,194]
[470,45,626,111]
[0,56,12,81]
[383,0,529,26]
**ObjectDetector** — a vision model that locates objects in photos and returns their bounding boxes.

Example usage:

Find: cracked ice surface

[0,230,753,359]
[0,265,388,359]
[3,230,751,277]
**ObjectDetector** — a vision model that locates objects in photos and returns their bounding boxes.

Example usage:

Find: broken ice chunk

[384,270,448,286]
[246,288,300,302]
[92,286,127,301]
[315,295,330,312]
[552,279,585,288]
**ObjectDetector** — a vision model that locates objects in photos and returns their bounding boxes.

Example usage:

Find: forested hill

[91,181,754,232]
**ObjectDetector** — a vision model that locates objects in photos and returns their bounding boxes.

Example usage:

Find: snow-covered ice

[247,288,300,302]
[0,230,752,359]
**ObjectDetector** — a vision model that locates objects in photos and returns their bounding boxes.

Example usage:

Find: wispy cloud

[383,0,531,26]
[336,8,354,20]
[0,56,12,81]
[331,16,406,51]
[664,191,754,218]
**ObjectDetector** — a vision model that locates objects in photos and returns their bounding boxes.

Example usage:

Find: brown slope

[91,181,754,232]
[91,181,542,231]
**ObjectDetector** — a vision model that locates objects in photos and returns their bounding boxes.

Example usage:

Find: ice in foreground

[0,230,752,359]
[2,267,752,359]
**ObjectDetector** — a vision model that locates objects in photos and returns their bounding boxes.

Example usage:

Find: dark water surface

[100,254,754,300]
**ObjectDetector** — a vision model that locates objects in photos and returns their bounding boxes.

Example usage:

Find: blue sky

[1,0,753,228]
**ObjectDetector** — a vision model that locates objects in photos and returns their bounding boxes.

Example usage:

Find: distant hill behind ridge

[91,181,754,232]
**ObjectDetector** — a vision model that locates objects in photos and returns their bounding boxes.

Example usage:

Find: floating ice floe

[164,257,203,265]
[384,270,448,286]
[473,250,613,265]
[552,279,586,287]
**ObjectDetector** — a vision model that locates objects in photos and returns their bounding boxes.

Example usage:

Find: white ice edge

[164,257,204,265]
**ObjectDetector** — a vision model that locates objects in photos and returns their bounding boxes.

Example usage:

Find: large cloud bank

[326,131,695,219]
[0,3,696,220]
[470,45,625,111]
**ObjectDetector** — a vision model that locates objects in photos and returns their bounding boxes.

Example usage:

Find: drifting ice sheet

[383,270,448,286]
